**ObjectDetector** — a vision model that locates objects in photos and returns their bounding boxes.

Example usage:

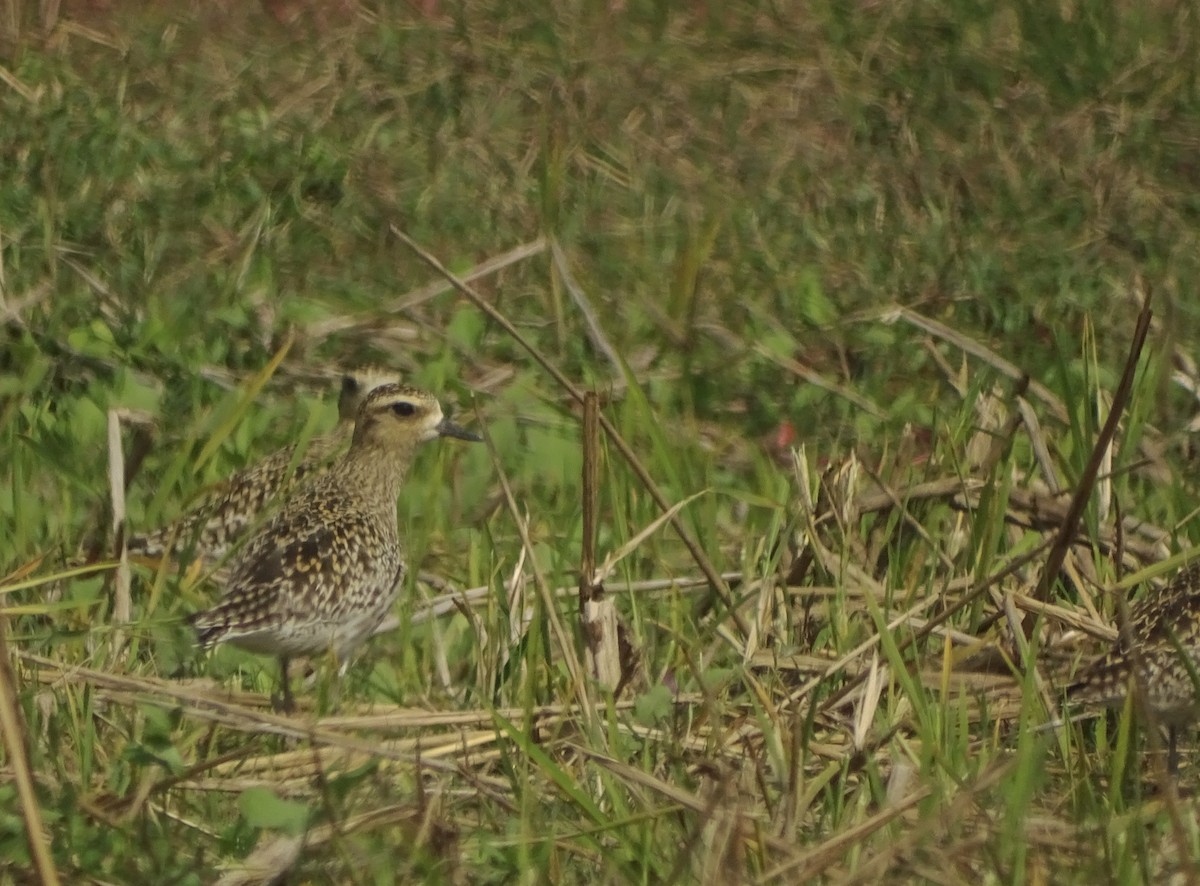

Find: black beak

[436,416,482,442]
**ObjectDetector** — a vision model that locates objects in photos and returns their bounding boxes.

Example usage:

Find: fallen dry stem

[308,237,547,341]
[813,538,1055,718]
[550,239,623,377]
[891,305,1068,423]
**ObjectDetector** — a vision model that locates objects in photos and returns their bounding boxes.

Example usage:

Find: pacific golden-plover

[1069,561,1200,770]
[188,382,480,710]
[128,367,399,568]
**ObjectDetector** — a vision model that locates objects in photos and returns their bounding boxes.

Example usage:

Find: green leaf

[445,304,486,350]
[141,704,173,742]
[151,745,187,777]
[238,787,309,836]
[632,684,673,726]
[796,269,837,327]
[699,666,735,692]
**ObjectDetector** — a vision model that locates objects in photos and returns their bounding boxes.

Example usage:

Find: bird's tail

[187,609,227,649]
[126,526,170,560]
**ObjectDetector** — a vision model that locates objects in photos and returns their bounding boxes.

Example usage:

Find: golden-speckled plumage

[128,367,400,567]
[188,383,480,708]
[1070,562,1200,725]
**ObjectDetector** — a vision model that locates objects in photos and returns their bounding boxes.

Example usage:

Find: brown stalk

[106,410,130,659]
[577,393,634,693]
[580,391,599,613]
[1032,290,1153,607]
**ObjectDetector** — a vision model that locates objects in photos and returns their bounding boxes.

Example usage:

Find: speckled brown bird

[1069,561,1200,770]
[188,383,480,710]
[128,367,400,568]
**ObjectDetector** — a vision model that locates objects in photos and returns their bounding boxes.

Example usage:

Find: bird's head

[337,366,404,421]
[351,383,481,449]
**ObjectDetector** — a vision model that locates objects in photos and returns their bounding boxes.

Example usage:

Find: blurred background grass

[3,0,1200,882]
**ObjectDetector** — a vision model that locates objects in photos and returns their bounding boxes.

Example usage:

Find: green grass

[3,0,1200,882]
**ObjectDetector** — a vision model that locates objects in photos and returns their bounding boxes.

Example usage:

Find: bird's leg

[272,655,295,714]
[1168,726,1179,775]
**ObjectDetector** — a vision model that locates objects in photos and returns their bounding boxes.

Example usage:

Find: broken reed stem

[578,392,624,691]
[106,409,131,665]
[580,391,599,610]
[391,225,750,642]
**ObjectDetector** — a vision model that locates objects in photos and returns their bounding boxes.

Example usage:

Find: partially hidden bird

[1069,561,1200,771]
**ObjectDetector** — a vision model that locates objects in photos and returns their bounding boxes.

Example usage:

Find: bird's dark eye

[391,401,416,417]
[341,375,360,394]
